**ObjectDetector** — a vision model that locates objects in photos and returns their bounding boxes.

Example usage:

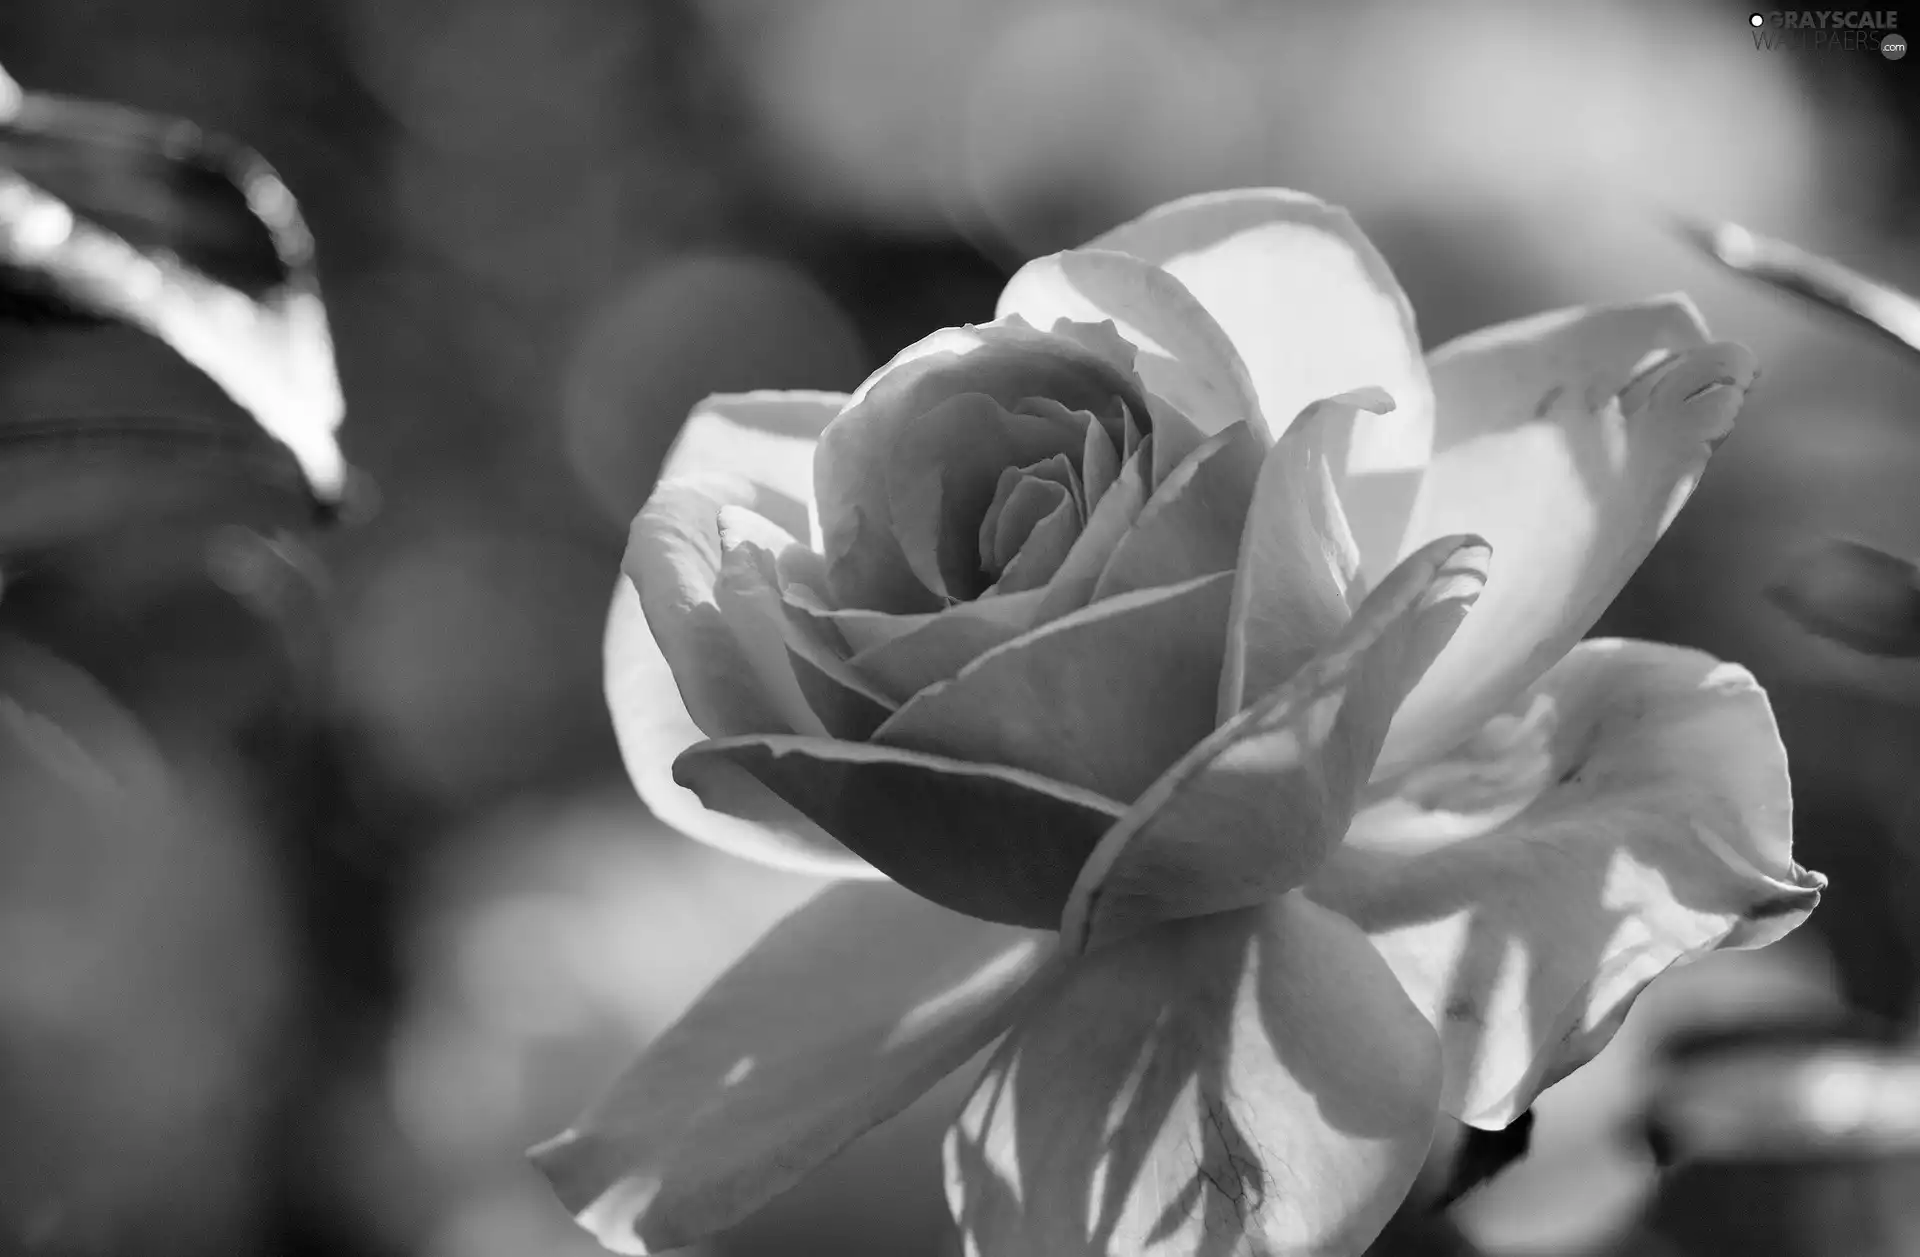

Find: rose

[534,189,1824,1257]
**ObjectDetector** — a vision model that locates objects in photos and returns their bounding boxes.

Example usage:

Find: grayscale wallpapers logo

[1748,9,1908,55]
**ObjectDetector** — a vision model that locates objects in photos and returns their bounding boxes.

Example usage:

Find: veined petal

[607,574,879,877]
[675,735,1125,928]
[1091,422,1265,601]
[1062,535,1490,955]
[533,880,1054,1255]
[1376,297,1745,777]
[1088,188,1435,573]
[996,248,1266,438]
[1309,639,1824,1129]
[1219,388,1391,721]
[816,320,1148,612]
[657,391,848,551]
[945,893,1441,1257]
[873,572,1236,802]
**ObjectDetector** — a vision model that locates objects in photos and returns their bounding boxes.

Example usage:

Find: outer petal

[1309,639,1825,1129]
[533,880,1054,1255]
[873,572,1236,802]
[1062,535,1490,955]
[944,893,1442,1257]
[1219,388,1391,720]
[996,248,1266,438]
[675,734,1125,928]
[1376,298,1744,777]
[656,390,848,548]
[1088,189,1435,572]
[607,574,879,878]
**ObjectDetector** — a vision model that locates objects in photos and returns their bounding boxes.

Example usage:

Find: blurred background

[1,1,1917,1254]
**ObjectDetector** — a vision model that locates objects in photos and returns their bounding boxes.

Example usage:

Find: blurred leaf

[1673,215,1920,361]
[1767,539,1920,659]
[0,60,356,560]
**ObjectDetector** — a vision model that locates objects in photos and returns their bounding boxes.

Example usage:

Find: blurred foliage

[1,2,1918,1256]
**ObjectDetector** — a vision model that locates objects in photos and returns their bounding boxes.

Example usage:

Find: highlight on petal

[945,893,1442,1257]
[675,734,1126,928]
[1088,188,1435,569]
[657,391,848,549]
[1062,535,1490,955]
[996,247,1266,437]
[1219,388,1393,721]
[1309,639,1825,1129]
[815,319,1148,612]
[1376,298,1752,778]
[607,575,879,878]
[534,880,1055,1255]
[873,571,1236,802]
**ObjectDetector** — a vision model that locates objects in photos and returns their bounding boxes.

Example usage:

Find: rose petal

[827,443,1154,705]
[606,574,878,878]
[654,390,848,550]
[1033,441,1153,623]
[711,508,834,738]
[533,880,1054,1255]
[994,490,1081,595]
[1144,392,1210,489]
[1219,388,1392,720]
[996,247,1266,438]
[1309,639,1825,1129]
[1376,298,1748,777]
[1089,189,1435,572]
[887,392,1087,601]
[981,453,1082,575]
[1091,421,1265,601]
[1080,410,1121,507]
[714,509,897,742]
[841,589,1051,704]
[817,320,1148,611]
[872,571,1236,802]
[945,893,1441,1257]
[985,466,1075,575]
[675,735,1126,927]
[1062,535,1490,955]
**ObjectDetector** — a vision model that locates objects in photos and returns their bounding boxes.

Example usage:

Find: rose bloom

[533,189,1824,1257]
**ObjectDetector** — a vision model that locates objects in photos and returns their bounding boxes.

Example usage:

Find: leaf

[0,63,353,553]
[1767,538,1920,658]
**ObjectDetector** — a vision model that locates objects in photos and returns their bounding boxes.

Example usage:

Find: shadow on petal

[675,734,1125,927]
[1311,638,1824,1128]
[1092,421,1265,601]
[944,894,1441,1257]
[1377,299,1742,777]
[873,571,1235,802]
[1064,534,1489,954]
[533,881,1054,1254]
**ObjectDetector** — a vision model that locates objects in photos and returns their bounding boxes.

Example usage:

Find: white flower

[535,188,1823,1257]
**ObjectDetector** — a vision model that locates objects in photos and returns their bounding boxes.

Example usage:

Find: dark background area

[2,2,1918,1255]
